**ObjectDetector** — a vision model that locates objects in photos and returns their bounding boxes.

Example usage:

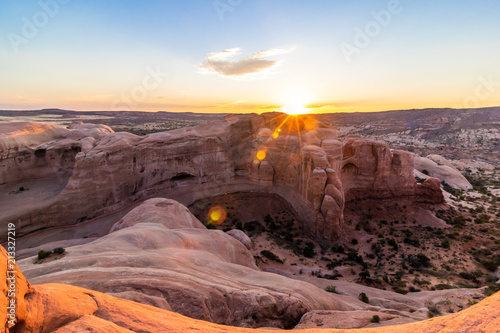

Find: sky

[1,0,500,113]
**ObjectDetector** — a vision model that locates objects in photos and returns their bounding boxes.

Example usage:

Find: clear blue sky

[1,0,499,112]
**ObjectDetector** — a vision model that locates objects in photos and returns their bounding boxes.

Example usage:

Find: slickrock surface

[1,113,442,242]
[18,198,353,329]
[414,155,473,190]
[3,245,500,332]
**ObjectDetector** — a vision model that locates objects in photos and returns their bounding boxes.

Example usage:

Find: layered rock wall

[0,114,442,240]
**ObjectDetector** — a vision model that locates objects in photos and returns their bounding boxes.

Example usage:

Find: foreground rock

[1,114,442,242]
[19,198,352,328]
[3,245,500,332]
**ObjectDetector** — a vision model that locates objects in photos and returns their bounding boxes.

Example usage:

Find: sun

[281,102,308,115]
[278,90,313,115]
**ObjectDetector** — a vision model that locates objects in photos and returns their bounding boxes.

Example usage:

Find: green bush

[325,285,338,293]
[450,215,467,227]
[37,250,50,260]
[435,284,454,290]
[358,292,369,304]
[370,315,380,323]
[481,260,498,272]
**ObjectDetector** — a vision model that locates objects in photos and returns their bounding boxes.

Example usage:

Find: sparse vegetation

[53,247,65,255]
[358,292,369,304]
[37,250,50,260]
[260,250,284,264]
[325,285,339,294]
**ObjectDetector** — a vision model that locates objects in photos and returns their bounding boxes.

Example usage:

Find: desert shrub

[327,259,342,269]
[351,238,358,245]
[475,214,490,224]
[481,260,498,272]
[450,215,467,227]
[53,247,65,255]
[435,284,454,290]
[325,285,338,293]
[331,244,345,254]
[441,239,450,249]
[394,287,407,294]
[37,250,50,260]
[442,181,460,196]
[302,241,316,258]
[427,303,441,315]
[347,251,364,264]
[324,273,343,280]
[415,176,425,184]
[244,220,263,234]
[371,243,382,254]
[404,237,420,247]
[407,253,431,268]
[468,299,478,306]
[370,315,380,323]
[358,292,369,304]
[359,271,371,281]
[260,250,284,264]
[387,238,398,251]
[413,278,431,285]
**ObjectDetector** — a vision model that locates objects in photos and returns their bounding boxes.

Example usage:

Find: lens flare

[256,150,266,160]
[208,206,226,225]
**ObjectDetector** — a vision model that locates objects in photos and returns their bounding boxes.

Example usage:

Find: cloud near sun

[199,48,292,79]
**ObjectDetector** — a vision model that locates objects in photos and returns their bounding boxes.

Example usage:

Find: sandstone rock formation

[19,198,352,329]
[414,155,472,190]
[226,229,252,249]
[3,245,500,332]
[1,113,442,242]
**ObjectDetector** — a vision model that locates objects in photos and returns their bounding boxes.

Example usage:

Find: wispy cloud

[199,47,293,80]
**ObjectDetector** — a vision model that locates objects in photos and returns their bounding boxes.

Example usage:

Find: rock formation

[414,155,473,190]
[0,113,443,241]
[18,198,352,329]
[3,244,500,332]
